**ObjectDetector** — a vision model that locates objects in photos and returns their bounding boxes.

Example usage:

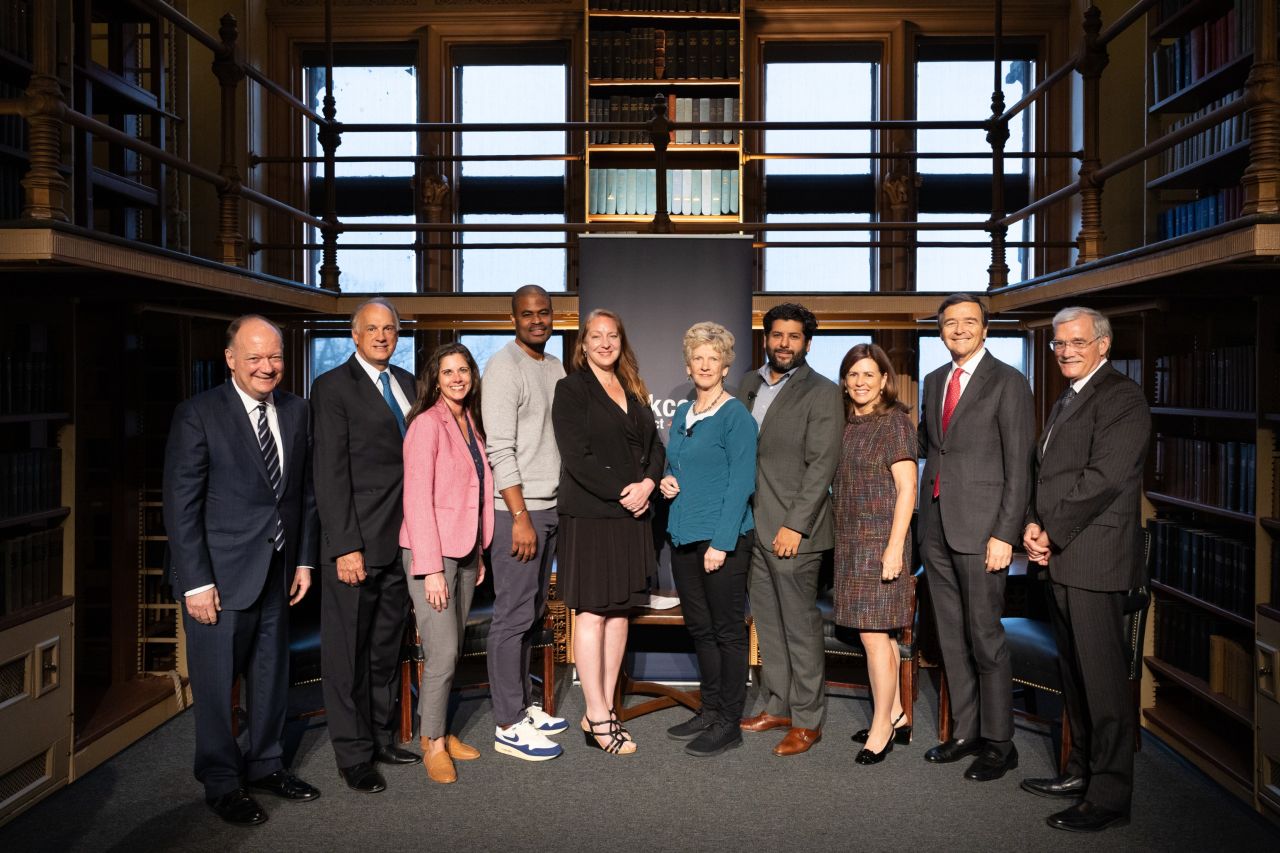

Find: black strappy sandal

[582,716,635,755]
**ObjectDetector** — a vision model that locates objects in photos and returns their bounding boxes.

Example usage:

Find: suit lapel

[348,354,404,439]
[585,368,631,421]
[758,364,810,438]
[222,382,274,493]
[943,355,994,439]
[924,367,943,441]
[435,400,470,457]
[1040,363,1112,457]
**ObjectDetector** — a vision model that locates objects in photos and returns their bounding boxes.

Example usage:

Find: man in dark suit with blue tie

[163,315,320,826]
[311,297,421,793]
[1022,306,1151,833]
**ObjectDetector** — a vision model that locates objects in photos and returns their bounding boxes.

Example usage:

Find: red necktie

[934,367,963,498]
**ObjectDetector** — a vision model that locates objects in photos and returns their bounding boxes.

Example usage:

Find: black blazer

[1028,362,1152,592]
[310,354,417,566]
[162,382,319,610]
[918,352,1035,554]
[552,368,665,519]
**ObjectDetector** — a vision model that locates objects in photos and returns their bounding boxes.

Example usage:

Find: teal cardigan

[664,397,757,551]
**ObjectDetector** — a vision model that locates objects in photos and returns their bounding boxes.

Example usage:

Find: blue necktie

[379,372,407,438]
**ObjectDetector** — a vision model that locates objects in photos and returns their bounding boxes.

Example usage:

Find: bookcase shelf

[587,11,741,21]
[1146,654,1253,725]
[1151,579,1254,626]
[1149,52,1252,115]
[0,412,70,425]
[1142,703,1253,797]
[1149,406,1254,419]
[1150,0,1236,40]
[590,78,740,87]
[1261,516,1280,536]
[588,143,739,153]
[1145,490,1255,522]
[0,506,69,532]
[1146,138,1250,190]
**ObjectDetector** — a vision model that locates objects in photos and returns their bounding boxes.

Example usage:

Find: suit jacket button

[940,448,947,455]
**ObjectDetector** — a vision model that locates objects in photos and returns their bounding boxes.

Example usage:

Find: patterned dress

[832,407,915,630]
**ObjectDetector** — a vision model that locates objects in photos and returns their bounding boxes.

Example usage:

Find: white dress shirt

[1043,358,1108,451]
[355,350,411,416]
[941,346,987,411]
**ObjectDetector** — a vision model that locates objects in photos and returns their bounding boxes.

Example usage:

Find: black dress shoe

[1021,774,1088,799]
[207,789,268,826]
[855,737,894,765]
[339,762,387,793]
[1046,801,1129,832]
[923,737,984,763]
[247,770,321,802]
[374,745,422,765]
[668,713,714,741]
[964,744,1018,781]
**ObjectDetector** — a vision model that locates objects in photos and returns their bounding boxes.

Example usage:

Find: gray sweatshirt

[480,340,566,511]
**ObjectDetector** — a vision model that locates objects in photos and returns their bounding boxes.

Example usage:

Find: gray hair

[683,321,736,368]
[1052,306,1112,341]
[351,297,401,332]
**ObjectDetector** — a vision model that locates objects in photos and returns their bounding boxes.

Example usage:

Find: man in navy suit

[312,297,421,792]
[163,315,320,826]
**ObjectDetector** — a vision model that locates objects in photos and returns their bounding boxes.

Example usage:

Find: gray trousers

[748,537,827,730]
[403,546,479,740]
[487,508,557,728]
[922,513,1013,743]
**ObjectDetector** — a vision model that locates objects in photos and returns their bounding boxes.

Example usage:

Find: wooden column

[1242,0,1279,214]
[648,94,674,233]
[317,0,342,290]
[19,0,69,222]
[212,14,245,266]
[1075,5,1109,263]
[417,150,451,292]
[986,0,1009,289]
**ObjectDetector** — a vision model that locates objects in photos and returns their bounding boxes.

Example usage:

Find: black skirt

[557,514,653,612]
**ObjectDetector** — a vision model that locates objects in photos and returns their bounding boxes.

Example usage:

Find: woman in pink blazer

[400,342,494,784]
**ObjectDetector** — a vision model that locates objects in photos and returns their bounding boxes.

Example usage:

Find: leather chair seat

[1002,616,1063,695]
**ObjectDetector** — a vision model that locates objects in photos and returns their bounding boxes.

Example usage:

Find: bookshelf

[1135,296,1279,813]
[584,0,744,224]
[1145,0,1269,242]
[0,310,76,823]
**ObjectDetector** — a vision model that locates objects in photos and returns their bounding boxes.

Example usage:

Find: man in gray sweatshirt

[481,285,569,760]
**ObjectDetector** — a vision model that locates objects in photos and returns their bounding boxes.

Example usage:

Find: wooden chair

[397,576,557,743]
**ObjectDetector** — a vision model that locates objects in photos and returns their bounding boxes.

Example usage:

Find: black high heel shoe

[855,736,894,765]
[851,711,911,745]
[581,716,636,755]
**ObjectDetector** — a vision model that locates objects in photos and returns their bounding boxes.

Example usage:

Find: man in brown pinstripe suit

[1023,305,1152,833]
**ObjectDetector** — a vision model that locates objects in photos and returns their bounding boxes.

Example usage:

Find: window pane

[917,333,1028,402]
[765,62,874,176]
[806,334,873,384]
[310,332,416,389]
[917,60,1033,175]
[461,333,564,375]
[915,213,1029,290]
[307,66,417,179]
[765,213,872,292]
[460,66,566,178]
[460,214,566,293]
[311,216,417,292]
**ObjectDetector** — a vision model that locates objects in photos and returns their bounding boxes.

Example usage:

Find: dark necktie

[1042,386,1077,451]
[933,367,964,499]
[379,372,407,438]
[256,403,285,552]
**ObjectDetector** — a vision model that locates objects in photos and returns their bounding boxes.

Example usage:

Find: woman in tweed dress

[831,343,917,765]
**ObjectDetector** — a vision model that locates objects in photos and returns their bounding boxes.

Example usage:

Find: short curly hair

[682,321,736,368]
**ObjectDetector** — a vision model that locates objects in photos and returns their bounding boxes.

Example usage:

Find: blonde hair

[572,309,650,401]
[682,321,736,368]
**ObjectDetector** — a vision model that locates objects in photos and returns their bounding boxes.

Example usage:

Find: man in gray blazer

[1022,306,1150,833]
[918,293,1034,781]
[736,303,843,756]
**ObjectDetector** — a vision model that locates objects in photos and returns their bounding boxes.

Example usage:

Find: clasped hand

[1023,523,1052,566]
[619,479,655,517]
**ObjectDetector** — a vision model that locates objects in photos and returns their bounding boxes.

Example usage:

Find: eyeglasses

[1048,336,1101,352]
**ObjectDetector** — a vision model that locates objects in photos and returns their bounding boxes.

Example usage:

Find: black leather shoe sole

[964,752,1018,782]
[207,790,268,826]
[1047,811,1129,832]
[685,734,743,758]
[374,746,422,765]
[924,739,984,763]
[339,764,388,794]
[1021,777,1087,799]
[247,772,321,802]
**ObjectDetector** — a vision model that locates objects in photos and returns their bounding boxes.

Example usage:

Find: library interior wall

[1093,0,1148,253]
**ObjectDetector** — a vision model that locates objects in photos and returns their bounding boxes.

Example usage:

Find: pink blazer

[398,398,495,576]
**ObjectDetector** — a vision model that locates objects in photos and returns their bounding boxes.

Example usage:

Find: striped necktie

[256,403,285,552]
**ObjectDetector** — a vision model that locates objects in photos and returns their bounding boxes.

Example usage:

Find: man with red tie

[917,293,1035,781]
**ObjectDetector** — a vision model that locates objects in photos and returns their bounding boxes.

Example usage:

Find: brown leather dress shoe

[446,735,480,761]
[773,727,822,756]
[426,751,457,784]
[740,712,792,732]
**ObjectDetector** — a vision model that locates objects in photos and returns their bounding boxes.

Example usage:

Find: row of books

[0,161,22,219]
[1148,519,1254,617]
[0,1,32,61]
[192,358,226,395]
[588,167,738,216]
[1156,187,1246,241]
[1152,601,1232,683]
[0,528,62,617]
[1160,91,1249,175]
[588,0,741,11]
[589,95,739,145]
[0,352,61,415]
[588,29,739,80]
[1151,346,1255,410]
[1150,0,1258,103]
[0,82,27,154]
[1108,358,1143,384]
[1208,633,1254,710]
[0,448,61,520]
[1151,435,1256,514]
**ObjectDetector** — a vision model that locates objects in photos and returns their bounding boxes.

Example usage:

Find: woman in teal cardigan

[658,321,757,758]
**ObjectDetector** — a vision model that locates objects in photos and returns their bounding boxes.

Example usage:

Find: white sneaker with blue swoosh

[524,704,568,735]
[494,716,563,761]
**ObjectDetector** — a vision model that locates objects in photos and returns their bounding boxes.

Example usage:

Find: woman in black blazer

[552,308,665,755]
